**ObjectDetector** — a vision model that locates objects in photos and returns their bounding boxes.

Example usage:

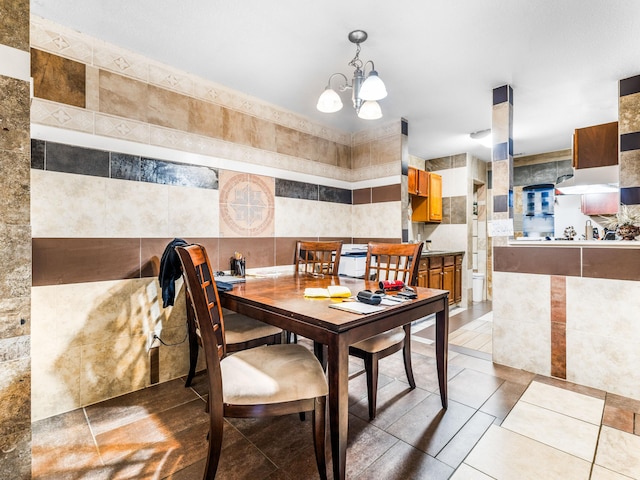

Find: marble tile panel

[492,272,551,374]
[105,178,169,237]
[31,49,86,108]
[492,103,511,144]
[0,296,30,339]
[30,97,94,133]
[80,332,148,406]
[351,141,371,170]
[620,150,640,188]
[84,65,100,111]
[386,395,476,456]
[218,171,274,238]
[297,131,319,163]
[31,170,109,237]
[602,404,635,433]
[502,401,599,461]
[0,0,29,50]
[274,197,320,237]
[45,141,110,177]
[351,202,401,239]
[567,330,640,401]
[0,356,30,451]
[590,465,635,480]
[449,196,467,225]
[0,223,30,300]
[491,160,509,196]
[619,91,640,135]
[140,157,218,189]
[187,97,224,139]
[0,150,29,225]
[464,425,591,479]
[0,75,29,152]
[168,186,219,237]
[99,70,149,123]
[336,142,351,169]
[147,84,190,132]
[0,426,30,479]
[314,136,336,166]
[595,426,640,478]
[566,277,640,340]
[110,152,140,181]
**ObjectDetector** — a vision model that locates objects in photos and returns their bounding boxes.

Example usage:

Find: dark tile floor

[32,302,640,479]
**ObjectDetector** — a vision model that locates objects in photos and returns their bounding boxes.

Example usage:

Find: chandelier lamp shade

[316,30,387,120]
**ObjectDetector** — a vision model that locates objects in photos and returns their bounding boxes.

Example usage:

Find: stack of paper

[304,286,352,298]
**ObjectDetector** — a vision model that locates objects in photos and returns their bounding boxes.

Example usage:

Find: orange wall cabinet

[408,166,429,197]
[411,172,442,223]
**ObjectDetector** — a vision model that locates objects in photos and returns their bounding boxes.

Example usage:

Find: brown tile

[352,142,371,170]
[550,275,566,323]
[449,196,467,224]
[583,247,640,281]
[99,70,148,123]
[353,188,371,205]
[0,0,29,51]
[316,137,338,166]
[494,246,582,276]
[360,440,454,479]
[604,392,640,414]
[275,237,312,267]
[298,131,319,162]
[636,414,640,435]
[31,49,86,108]
[32,409,102,479]
[274,124,299,157]
[479,380,528,422]
[532,375,607,400]
[372,184,401,203]
[602,404,635,433]
[32,237,142,286]
[426,157,452,171]
[371,135,401,166]
[550,321,566,379]
[251,116,277,152]
[188,97,224,139]
[148,84,190,131]
[218,237,275,270]
[336,142,352,169]
[85,378,200,436]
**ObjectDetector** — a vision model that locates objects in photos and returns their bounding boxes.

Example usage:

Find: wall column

[0,0,32,477]
[619,74,640,219]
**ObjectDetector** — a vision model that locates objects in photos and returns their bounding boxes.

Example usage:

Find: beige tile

[352,202,402,239]
[595,426,640,479]
[501,401,599,461]
[274,197,320,237]
[519,381,604,424]
[167,186,219,237]
[464,425,592,479]
[105,179,169,237]
[450,463,495,479]
[591,465,636,480]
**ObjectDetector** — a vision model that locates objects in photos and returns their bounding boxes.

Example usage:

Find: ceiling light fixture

[469,129,492,148]
[316,30,387,120]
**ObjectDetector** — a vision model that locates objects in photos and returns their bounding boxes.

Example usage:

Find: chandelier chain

[348,43,363,70]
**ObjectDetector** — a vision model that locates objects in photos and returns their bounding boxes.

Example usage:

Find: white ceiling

[31,0,640,162]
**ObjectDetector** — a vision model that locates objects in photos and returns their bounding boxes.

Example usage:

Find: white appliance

[338,244,368,278]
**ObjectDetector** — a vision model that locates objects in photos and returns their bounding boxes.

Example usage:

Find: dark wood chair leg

[185,294,199,388]
[365,354,379,420]
[313,396,327,480]
[402,324,416,389]
[204,416,224,480]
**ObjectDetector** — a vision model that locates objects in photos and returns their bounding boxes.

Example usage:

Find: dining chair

[290,240,343,344]
[349,241,423,420]
[294,240,343,277]
[175,243,328,480]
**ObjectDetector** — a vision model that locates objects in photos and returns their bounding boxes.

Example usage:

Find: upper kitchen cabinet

[411,172,442,222]
[573,121,618,169]
[408,166,429,197]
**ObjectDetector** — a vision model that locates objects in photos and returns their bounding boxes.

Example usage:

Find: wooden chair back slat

[294,241,343,276]
[364,242,423,286]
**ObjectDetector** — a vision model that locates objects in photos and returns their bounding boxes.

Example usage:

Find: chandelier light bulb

[359,70,387,101]
[357,100,382,120]
[317,87,343,113]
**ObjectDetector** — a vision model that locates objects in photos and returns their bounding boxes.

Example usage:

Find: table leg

[327,335,349,480]
[435,299,449,409]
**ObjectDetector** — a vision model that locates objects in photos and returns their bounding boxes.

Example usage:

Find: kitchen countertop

[510,239,640,248]
[421,250,465,257]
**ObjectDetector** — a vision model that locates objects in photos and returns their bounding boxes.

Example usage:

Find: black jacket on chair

[159,238,188,307]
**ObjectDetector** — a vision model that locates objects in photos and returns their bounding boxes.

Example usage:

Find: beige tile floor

[32,303,640,479]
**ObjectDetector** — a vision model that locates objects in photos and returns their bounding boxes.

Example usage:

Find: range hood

[555,165,619,195]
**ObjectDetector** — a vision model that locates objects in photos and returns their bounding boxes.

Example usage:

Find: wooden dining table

[219,273,450,480]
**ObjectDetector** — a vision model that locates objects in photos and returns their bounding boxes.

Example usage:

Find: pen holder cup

[230,258,246,277]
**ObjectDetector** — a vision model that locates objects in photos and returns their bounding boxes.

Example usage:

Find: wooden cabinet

[408,167,428,197]
[411,172,442,223]
[573,121,618,169]
[416,253,463,305]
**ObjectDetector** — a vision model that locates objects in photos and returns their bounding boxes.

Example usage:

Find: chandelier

[316,30,387,120]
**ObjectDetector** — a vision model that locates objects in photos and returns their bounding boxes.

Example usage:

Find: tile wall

[0,0,31,476]
[29,15,405,420]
